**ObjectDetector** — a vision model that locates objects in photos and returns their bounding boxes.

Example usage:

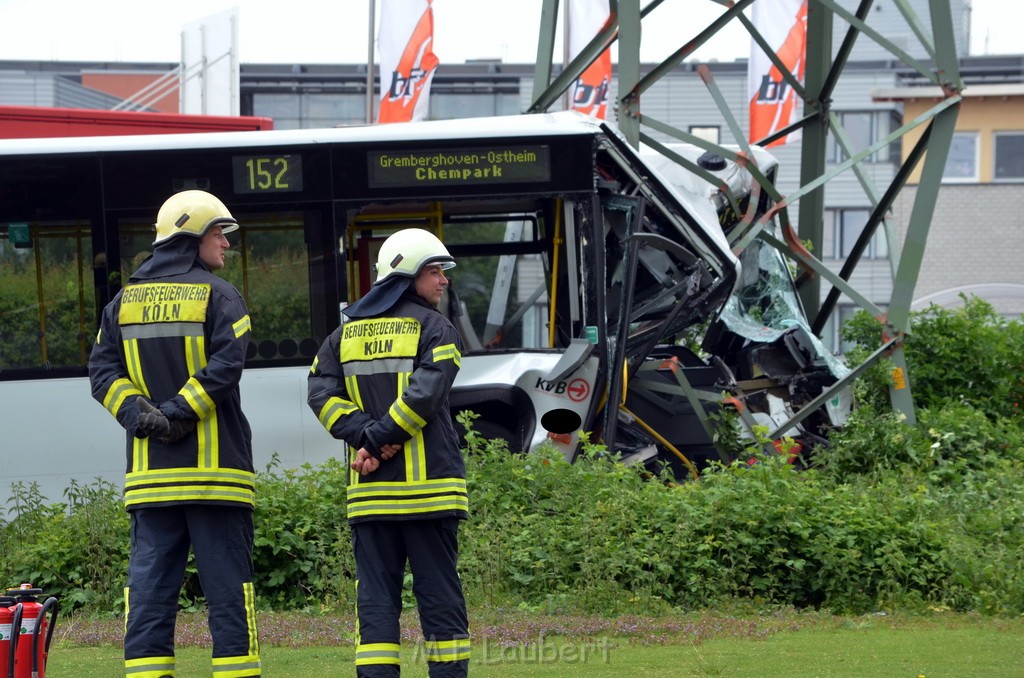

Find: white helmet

[153,190,239,245]
[374,228,455,284]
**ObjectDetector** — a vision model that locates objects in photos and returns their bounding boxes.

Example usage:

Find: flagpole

[367,0,376,123]
[562,0,570,111]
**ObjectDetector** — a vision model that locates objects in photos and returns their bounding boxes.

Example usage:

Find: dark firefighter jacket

[89,245,254,510]
[307,292,467,524]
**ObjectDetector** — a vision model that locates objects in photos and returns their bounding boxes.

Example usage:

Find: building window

[831,110,900,164]
[252,93,301,129]
[305,93,367,127]
[689,126,720,144]
[430,92,520,120]
[825,208,889,260]
[942,132,979,182]
[252,92,368,129]
[994,132,1024,181]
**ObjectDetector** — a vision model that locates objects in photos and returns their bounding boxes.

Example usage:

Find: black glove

[137,397,196,444]
[136,397,169,439]
[162,417,196,444]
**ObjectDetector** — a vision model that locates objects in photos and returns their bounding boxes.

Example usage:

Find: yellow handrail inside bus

[33,231,49,366]
[548,198,562,348]
[76,227,87,365]
[620,404,699,481]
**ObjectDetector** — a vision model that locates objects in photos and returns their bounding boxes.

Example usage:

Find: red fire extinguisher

[5,586,58,678]
[0,597,23,678]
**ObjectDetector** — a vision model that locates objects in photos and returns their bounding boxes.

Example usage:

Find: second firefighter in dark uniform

[308,228,470,677]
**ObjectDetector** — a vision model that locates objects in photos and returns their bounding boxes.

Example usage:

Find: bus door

[341,197,600,459]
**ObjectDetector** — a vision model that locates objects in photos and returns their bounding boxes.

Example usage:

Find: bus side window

[1,220,96,373]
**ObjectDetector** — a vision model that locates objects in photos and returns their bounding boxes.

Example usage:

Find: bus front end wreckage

[343,112,852,479]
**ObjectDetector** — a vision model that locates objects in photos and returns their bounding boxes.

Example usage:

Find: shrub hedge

[2,295,1022,617]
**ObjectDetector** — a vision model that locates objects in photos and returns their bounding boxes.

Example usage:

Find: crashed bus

[0,111,849,503]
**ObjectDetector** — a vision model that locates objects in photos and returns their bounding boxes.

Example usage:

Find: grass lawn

[43,608,1024,677]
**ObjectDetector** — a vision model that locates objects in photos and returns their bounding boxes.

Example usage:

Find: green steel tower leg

[531,0,560,108]
[884,0,963,425]
[796,1,833,319]
[617,0,642,147]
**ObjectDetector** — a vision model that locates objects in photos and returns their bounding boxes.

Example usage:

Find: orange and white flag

[377,0,438,124]
[568,0,612,119]
[748,0,807,146]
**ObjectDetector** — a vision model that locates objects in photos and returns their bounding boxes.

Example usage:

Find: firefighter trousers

[352,518,469,677]
[124,506,261,677]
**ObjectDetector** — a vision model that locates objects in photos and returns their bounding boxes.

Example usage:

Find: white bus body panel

[0,367,340,507]
[454,352,600,459]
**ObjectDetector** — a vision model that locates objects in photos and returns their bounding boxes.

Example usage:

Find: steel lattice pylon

[529,0,964,429]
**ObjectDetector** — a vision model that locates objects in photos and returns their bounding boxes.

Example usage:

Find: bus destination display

[233,154,303,194]
[368,145,550,188]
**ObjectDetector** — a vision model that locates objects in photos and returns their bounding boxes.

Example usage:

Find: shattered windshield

[720,233,851,380]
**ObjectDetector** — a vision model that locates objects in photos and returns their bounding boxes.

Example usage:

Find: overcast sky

[0,0,1018,65]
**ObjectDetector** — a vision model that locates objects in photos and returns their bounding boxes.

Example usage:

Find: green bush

[0,479,128,612]
[842,295,1024,420]
[459,424,957,615]
[251,455,355,609]
[3,419,1023,617]
[4,295,1024,618]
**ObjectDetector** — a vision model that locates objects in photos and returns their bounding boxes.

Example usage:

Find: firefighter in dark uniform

[307,228,470,677]
[89,190,261,678]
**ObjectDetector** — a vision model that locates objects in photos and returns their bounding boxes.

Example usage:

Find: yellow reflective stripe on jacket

[124,655,175,677]
[102,377,144,417]
[342,357,415,376]
[184,334,218,468]
[424,637,472,662]
[345,373,365,410]
[125,486,255,507]
[119,342,152,473]
[124,468,256,507]
[343,371,366,487]
[388,397,427,436]
[181,375,215,419]
[346,478,468,519]
[126,467,255,487]
[347,478,467,498]
[355,642,401,666]
[433,342,461,367]
[318,398,360,430]
[346,494,469,519]
[405,431,426,482]
[132,435,149,474]
[397,371,426,481]
[122,338,151,399]
[232,314,251,339]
